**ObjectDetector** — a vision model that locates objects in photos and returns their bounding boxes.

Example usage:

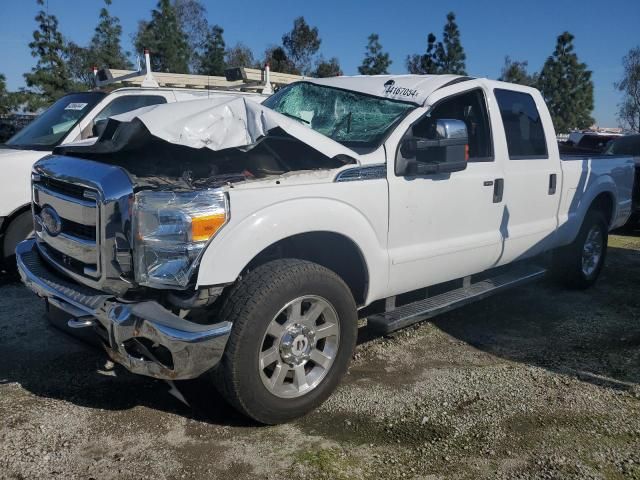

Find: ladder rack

[94,50,303,94]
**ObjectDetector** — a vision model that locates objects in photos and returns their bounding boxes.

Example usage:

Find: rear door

[489,87,562,264]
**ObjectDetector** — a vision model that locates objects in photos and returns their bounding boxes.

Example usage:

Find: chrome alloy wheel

[259,295,340,399]
[582,225,604,277]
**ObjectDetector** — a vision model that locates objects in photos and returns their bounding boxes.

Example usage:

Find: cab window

[86,94,167,138]
[409,89,493,162]
[93,95,167,124]
[494,89,548,159]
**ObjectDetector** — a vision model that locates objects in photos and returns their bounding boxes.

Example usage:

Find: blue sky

[1,0,638,126]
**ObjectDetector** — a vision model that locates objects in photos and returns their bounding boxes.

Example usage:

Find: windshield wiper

[280,111,311,125]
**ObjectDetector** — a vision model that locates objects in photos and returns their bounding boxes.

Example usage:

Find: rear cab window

[85,94,168,139]
[494,89,548,159]
[93,95,167,124]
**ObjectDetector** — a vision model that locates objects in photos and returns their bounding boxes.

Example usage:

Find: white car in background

[0,86,265,269]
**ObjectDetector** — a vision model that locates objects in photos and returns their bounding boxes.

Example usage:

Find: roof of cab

[304,74,470,106]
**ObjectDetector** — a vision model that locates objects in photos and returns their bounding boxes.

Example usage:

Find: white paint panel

[196,168,390,304]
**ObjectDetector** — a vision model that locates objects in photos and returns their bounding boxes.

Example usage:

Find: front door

[386,83,506,296]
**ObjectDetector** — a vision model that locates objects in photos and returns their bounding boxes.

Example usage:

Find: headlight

[133,189,228,288]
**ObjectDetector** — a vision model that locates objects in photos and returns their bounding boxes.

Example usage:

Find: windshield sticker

[383,80,419,99]
[64,102,88,111]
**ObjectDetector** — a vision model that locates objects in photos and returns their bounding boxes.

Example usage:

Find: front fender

[195,194,389,304]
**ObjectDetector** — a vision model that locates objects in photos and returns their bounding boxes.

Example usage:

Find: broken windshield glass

[263,82,415,149]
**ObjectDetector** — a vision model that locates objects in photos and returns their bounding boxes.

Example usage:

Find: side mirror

[92,118,108,138]
[399,118,469,176]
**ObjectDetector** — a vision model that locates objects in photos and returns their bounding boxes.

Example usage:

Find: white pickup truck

[0,86,265,270]
[16,75,635,424]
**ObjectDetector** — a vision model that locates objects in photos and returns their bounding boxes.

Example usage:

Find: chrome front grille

[33,176,101,279]
[31,155,136,295]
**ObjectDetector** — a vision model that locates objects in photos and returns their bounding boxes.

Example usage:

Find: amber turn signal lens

[191,213,226,242]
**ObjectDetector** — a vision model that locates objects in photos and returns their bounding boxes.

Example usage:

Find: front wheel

[554,209,608,289]
[211,259,358,424]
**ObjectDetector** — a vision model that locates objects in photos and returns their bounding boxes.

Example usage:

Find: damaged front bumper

[16,239,231,380]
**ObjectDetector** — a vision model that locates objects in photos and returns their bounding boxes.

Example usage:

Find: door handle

[493,178,504,203]
[548,173,557,195]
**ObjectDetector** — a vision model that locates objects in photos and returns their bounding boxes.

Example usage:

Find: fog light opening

[122,338,175,370]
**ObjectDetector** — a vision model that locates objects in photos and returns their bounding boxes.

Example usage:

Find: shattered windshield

[263,82,415,149]
[6,92,105,150]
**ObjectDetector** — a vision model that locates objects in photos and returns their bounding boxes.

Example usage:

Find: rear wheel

[555,209,608,289]
[211,259,357,424]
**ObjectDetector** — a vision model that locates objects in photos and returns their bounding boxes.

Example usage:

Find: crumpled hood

[0,147,47,216]
[110,96,360,161]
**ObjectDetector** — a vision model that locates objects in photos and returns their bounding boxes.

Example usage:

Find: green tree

[407,12,466,75]
[24,0,73,110]
[91,0,131,70]
[198,25,226,76]
[174,0,209,72]
[538,32,594,132]
[263,46,297,74]
[498,56,537,86]
[615,46,640,132]
[407,33,438,74]
[66,42,94,88]
[0,74,17,115]
[134,0,190,73]
[0,74,8,114]
[434,12,466,74]
[225,43,256,68]
[282,17,321,75]
[67,0,131,88]
[0,80,32,115]
[358,33,391,75]
[314,57,341,78]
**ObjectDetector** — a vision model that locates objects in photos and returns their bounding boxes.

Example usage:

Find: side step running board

[367,264,547,334]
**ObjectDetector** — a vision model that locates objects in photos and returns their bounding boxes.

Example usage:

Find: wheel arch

[195,197,388,306]
[1,203,33,258]
[557,182,620,248]
[588,191,615,227]
[243,231,370,306]
[1,203,31,235]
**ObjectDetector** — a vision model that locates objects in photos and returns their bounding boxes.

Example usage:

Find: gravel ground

[1,231,639,480]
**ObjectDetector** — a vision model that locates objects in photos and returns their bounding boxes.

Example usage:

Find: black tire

[554,209,608,289]
[210,259,357,424]
[2,211,34,272]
